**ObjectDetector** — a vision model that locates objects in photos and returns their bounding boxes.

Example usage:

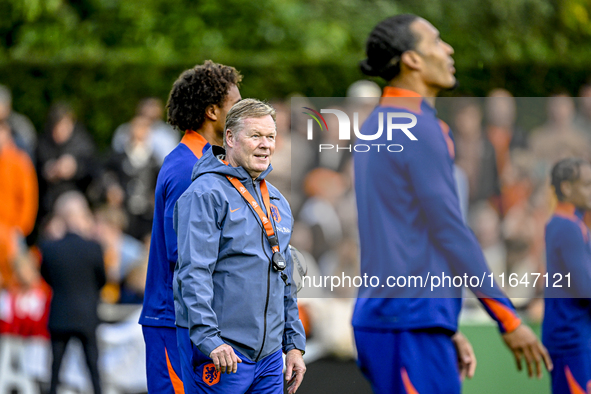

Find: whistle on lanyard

[268,235,286,272]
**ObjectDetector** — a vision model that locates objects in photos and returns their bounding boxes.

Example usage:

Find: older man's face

[227,115,276,179]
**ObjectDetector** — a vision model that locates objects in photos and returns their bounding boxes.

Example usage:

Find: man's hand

[285,349,306,394]
[209,344,242,374]
[451,331,476,381]
[502,324,553,378]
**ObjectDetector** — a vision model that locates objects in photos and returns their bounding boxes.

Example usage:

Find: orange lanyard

[225,175,280,253]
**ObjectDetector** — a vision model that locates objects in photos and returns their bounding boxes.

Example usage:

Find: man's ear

[205,104,219,122]
[560,180,573,200]
[401,51,422,71]
[225,129,234,148]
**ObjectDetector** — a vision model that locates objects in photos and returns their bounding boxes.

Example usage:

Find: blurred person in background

[543,158,591,393]
[485,89,529,216]
[94,206,144,304]
[288,95,318,216]
[104,115,161,240]
[574,82,591,135]
[298,168,345,274]
[0,84,37,160]
[139,61,241,394]
[265,99,292,203]
[469,201,506,279]
[119,235,150,305]
[37,103,96,223]
[346,80,382,127]
[453,98,501,209]
[112,97,180,164]
[317,105,351,172]
[39,191,106,394]
[0,119,38,291]
[352,14,551,393]
[529,94,591,180]
[485,89,528,175]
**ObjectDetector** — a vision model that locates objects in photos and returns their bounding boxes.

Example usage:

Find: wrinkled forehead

[241,115,277,134]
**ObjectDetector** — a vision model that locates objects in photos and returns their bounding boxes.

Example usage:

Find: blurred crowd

[0,90,179,344]
[1,80,591,366]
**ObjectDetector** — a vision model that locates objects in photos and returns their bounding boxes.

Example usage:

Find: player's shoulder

[158,145,198,182]
[162,144,197,170]
[184,172,228,197]
[547,214,587,241]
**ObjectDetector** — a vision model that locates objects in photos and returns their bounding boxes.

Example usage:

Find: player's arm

[405,125,516,313]
[283,244,306,394]
[175,190,241,373]
[405,125,551,377]
[163,176,183,268]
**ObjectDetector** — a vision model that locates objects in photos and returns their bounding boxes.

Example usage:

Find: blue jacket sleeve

[175,190,225,356]
[282,245,306,353]
[405,125,521,333]
[554,221,591,298]
[164,177,182,267]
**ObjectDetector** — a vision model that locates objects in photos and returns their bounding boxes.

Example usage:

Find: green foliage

[2,0,590,66]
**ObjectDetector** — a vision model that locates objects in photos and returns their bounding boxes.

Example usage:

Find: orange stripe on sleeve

[565,366,586,394]
[401,367,419,394]
[480,298,521,333]
[165,347,185,394]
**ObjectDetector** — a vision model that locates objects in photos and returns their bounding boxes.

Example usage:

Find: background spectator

[0,84,37,160]
[94,206,144,304]
[103,116,160,240]
[39,191,106,394]
[529,94,591,179]
[37,103,96,222]
[0,119,38,291]
[453,98,501,208]
[111,98,180,164]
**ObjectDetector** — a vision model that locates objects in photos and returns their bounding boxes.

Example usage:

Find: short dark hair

[167,61,242,132]
[360,14,419,81]
[551,157,589,201]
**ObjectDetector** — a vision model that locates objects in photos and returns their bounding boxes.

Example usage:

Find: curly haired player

[139,61,241,393]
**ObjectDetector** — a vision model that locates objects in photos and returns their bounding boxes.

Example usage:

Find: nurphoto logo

[303,107,418,153]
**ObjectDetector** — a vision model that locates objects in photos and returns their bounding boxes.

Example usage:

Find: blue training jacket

[139,132,210,328]
[352,87,521,334]
[174,146,306,362]
[542,202,591,355]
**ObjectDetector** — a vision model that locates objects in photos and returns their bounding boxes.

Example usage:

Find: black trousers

[49,330,102,394]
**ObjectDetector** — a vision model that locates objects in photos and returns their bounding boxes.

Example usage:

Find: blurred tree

[1,0,589,66]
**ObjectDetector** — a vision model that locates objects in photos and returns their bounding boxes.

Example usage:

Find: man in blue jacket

[139,61,241,393]
[543,158,591,393]
[352,14,552,393]
[174,99,306,393]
